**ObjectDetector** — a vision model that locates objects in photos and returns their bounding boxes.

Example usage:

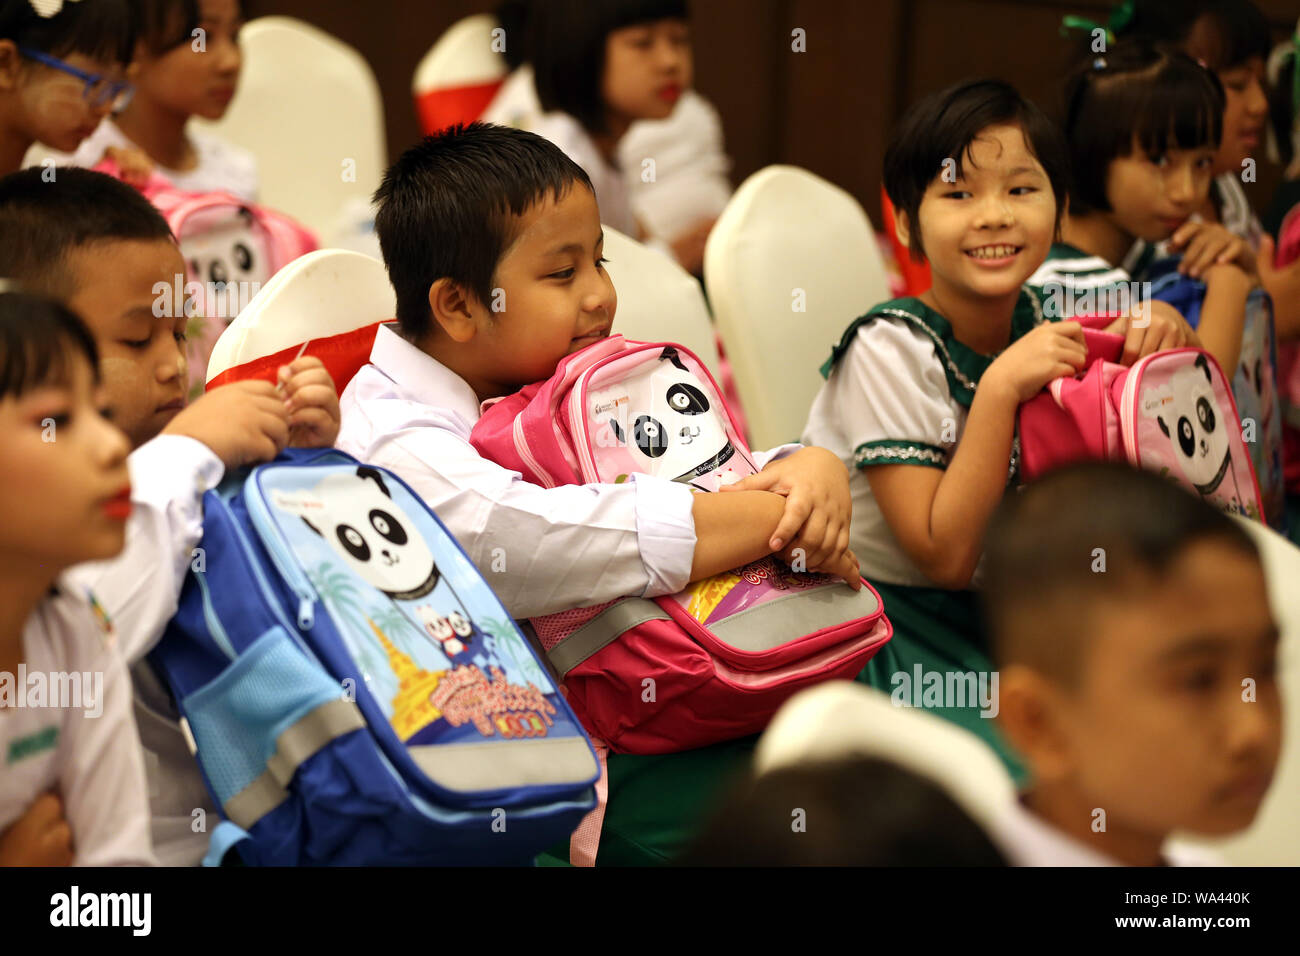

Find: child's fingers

[791,509,832,568]
[283,382,337,413]
[770,490,812,552]
[1168,221,1199,248]
[719,469,782,494]
[1053,320,1085,344]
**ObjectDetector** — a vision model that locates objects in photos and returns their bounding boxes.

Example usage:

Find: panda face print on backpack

[286,467,442,601]
[594,348,751,491]
[179,208,269,320]
[1156,355,1232,496]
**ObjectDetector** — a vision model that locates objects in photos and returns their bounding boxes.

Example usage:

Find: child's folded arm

[1196,264,1254,377]
[360,428,701,619]
[62,434,225,665]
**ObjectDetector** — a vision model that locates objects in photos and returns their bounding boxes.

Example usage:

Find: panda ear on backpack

[659,347,689,372]
[1157,416,1170,438]
[356,467,392,498]
[1195,354,1212,381]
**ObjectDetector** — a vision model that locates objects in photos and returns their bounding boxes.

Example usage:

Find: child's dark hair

[1121,0,1271,72]
[134,0,203,55]
[882,79,1069,261]
[679,756,1008,866]
[982,462,1258,686]
[0,168,175,300]
[373,123,593,341]
[0,290,100,401]
[531,0,688,134]
[1062,42,1225,216]
[494,0,532,72]
[0,0,136,67]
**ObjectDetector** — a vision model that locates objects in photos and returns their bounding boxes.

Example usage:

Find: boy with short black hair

[340,122,857,865]
[0,166,340,864]
[983,462,1281,865]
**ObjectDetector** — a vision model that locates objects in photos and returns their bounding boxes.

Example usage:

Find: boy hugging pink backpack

[469,336,892,756]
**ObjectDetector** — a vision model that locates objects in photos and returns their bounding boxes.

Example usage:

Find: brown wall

[247,0,1299,225]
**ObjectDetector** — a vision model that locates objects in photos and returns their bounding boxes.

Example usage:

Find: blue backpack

[1146,258,1286,530]
[149,447,599,865]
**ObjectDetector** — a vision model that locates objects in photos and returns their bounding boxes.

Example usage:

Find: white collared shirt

[993,797,1224,867]
[337,325,795,620]
[64,434,225,866]
[1,584,154,866]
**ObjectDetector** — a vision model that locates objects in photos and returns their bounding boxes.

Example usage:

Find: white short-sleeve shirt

[29,118,259,202]
[803,291,1045,587]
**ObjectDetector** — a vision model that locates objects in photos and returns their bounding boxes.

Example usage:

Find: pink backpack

[1020,327,1264,520]
[93,160,318,399]
[469,336,892,754]
[1275,205,1300,493]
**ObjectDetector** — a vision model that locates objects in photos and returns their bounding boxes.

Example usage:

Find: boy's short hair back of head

[882,79,1069,261]
[373,122,593,342]
[681,756,1007,866]
[0,168,175,301]
[982,462,1258,685]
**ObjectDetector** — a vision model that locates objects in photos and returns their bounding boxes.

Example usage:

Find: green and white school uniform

[803,289,1055,783]
[1027,241,1153,318]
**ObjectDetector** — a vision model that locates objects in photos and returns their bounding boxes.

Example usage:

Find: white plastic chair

[1172,518,1300,865]
[206,249,394,384]
[704,165,891,447]
[603,226,721,372]
[192,17,386,239]
[755,681,1016,834]
[412,14,507,135]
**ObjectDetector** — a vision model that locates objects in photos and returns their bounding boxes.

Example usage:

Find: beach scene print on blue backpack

[262,465,559,747]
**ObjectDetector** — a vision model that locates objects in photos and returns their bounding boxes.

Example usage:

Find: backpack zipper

[194,569,238,661]
[512,413,557,488]
[243,473,318,630]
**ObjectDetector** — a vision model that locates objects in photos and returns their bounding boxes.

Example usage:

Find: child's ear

[996,665,1075,784]
[892,206,915,252]
[428,278,479,344]
[0,40,23,91]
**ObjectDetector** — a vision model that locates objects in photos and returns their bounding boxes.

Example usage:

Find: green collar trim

[821,288,1046,408]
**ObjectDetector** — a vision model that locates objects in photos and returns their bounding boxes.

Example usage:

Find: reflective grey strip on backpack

[546,585,881,676]
[546,599,670,676]
[222,696,367,829]
[707,584,880,653]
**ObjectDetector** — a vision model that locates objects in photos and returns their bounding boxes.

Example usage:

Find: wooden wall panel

[245,0,1299,223]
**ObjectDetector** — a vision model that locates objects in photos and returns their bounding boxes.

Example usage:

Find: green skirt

[536,734,758,866]
[856,581,1029,786]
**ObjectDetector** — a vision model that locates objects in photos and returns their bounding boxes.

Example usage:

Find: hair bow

[28,0,85,18]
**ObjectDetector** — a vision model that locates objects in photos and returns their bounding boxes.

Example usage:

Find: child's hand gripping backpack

[1145,258,1285,526]
[469,336,892,755]
[148,447,599,866]
[1019,325,1264,521]
[93,159,318,401]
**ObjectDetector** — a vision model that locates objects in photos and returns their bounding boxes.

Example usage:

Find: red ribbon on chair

[206,321,387,394]
[415,80,506,135]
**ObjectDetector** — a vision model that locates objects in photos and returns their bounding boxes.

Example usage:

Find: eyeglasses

[18,47,134,112]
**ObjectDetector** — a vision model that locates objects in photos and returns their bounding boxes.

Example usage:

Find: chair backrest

[206,249,394,385]
[412,14,508,135]
[603,226,721,372]
[1172,518,1300,865]
[704,165,891,447]
[755,681,1016,833]
[192,17,386,239]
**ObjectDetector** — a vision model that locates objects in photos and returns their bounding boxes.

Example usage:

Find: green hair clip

[1060,1,1135,47]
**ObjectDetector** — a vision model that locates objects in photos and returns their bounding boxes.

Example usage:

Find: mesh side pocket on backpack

[182,626,344,806]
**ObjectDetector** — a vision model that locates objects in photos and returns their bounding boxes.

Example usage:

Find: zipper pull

[297,597,314,630]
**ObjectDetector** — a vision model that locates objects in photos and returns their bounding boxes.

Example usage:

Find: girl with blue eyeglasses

[0,0,136,176]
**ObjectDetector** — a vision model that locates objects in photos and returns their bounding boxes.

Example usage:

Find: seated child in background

[1032,41,1254,378]
[679,756,1007,866]
[44,0,257,200]
[0,291,153,866]
[803,79,1193,776]
[984,462,1281,866]
[0,0,137,176]
[483,0,728,273]
[0,167,339,864]
[337,121,856,864]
